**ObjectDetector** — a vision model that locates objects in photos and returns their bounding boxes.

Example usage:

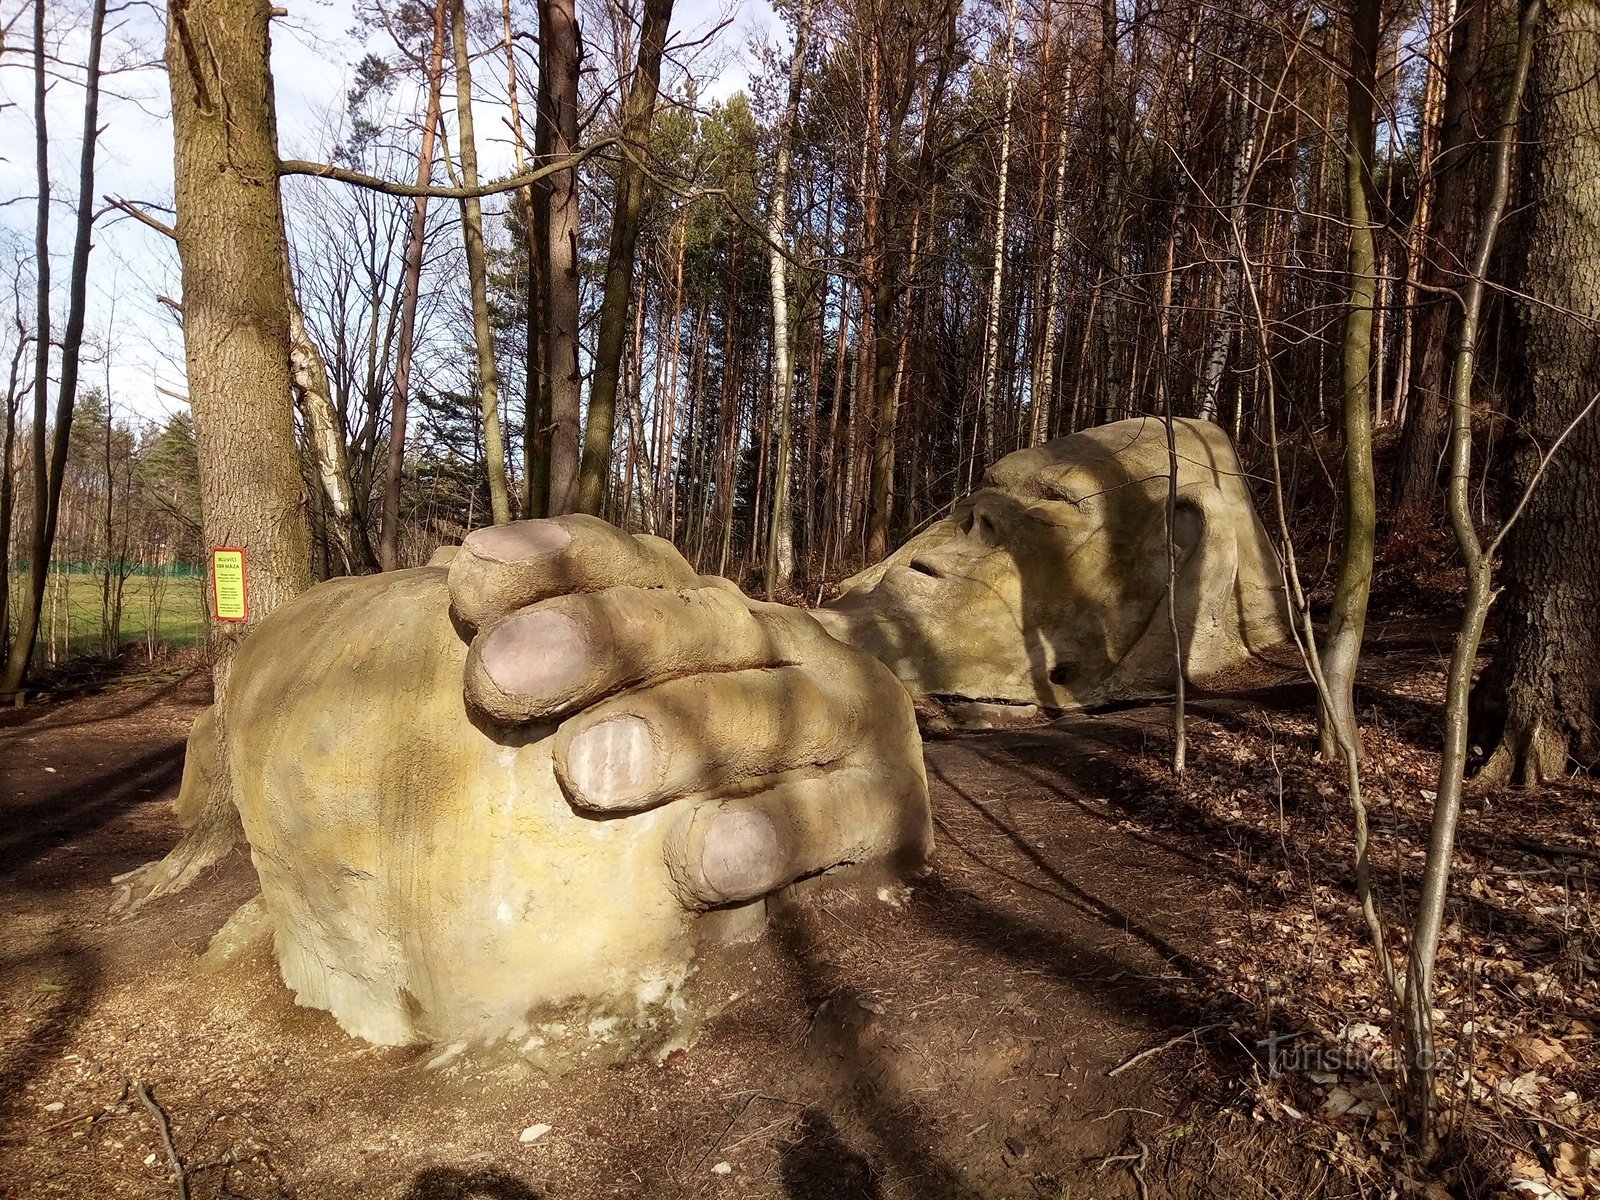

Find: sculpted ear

[1170,494,1207,564]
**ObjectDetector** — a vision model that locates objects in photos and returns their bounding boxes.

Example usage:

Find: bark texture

[539,0,584,515]
[576,0,674,517]
[379,0,447,570]
[1390,0,1488,528]
[763,0,812,591]
[450,0,512,525]
[1473,0,1600,784]
[1318,0,1382,759]
[114,0,315,911]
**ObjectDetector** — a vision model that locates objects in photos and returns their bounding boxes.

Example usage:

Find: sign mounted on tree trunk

[211,548,249,622]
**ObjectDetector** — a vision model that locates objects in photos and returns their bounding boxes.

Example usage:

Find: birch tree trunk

[980,0,1019,467]
[764,0,812,594]
[284,238,375,573]
[1031,51,1072,445]
[1197,78,1258,423]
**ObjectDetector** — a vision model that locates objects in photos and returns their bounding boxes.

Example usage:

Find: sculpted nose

[956,495,1004,546]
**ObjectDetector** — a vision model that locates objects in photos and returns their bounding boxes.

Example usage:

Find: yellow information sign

[211,548,249,622]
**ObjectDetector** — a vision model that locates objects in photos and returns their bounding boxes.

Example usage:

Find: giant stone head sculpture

[813,417,1292,712]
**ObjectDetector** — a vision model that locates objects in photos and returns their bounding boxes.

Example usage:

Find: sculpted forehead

[981,416,1249,509]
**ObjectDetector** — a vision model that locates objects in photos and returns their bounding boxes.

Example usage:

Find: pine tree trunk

[577,0,674,515]
[1390,0,1487,529]
[539,0,584,515]
[451,0,512,526]
[1473,0,1600,784]
[378,0,447,569]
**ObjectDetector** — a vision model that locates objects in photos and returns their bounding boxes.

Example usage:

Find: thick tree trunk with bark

[539,0,583,515]
[115,0,315,910]
[1473,0,1600,785]
[576,0,673,516]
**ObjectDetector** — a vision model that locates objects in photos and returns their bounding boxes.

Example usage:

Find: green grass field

[6,570,207,664]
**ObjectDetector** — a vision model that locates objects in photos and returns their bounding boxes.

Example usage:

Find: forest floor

[0,619,1596,1200]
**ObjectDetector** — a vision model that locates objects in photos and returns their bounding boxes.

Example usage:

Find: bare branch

[278,138,617,199]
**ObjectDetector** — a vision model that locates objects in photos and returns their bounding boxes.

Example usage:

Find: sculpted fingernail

[464,519,572,564]
[481,610,587,700]
[564,714,662,808]
[700,810,785,902]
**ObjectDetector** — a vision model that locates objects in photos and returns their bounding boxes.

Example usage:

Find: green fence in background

[5,559,203,578]
[5,564,208,664]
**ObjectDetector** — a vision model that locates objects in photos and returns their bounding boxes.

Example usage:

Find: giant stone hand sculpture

[146,416,1288,1055]
[210,516,930,1050]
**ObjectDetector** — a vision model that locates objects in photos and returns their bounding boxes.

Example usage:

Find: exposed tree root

[111,706,242,914]
[1473,717,1572,788]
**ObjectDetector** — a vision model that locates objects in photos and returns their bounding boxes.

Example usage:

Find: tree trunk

[1318,0,1382,760]
[378,0,447,570]
[500,0,539,521]
[979,0,1019,466]
[576,0,674,515]
[0,328,28,653]
[763,0,811,594]
[539,0,583,515]
[2,0,106,693]
[1031,48,1072,445]
[115,0,315,910]
[1472,0,1600,785]
[451,0,512,526]
[2,0,50,691]
[1197,77,1258,422]
[1400,0,1539,1149]
[284,238,375,573]
[1390,0,1489,528]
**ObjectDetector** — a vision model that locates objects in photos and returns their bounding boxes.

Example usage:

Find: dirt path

[0,671,1287,1200]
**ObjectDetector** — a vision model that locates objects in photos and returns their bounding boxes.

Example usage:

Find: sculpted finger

[447,514,702,630]
[662,765,933,908]
[552,665,884,814]
[465,585,795,723]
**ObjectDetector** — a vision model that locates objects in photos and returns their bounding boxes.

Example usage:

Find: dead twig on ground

[41,1078,129,1133]
[1107,1022,1230,1077]
[135,1082,187,1200]
[1513,837,1600,863]
[1101,1138,1151,1200]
